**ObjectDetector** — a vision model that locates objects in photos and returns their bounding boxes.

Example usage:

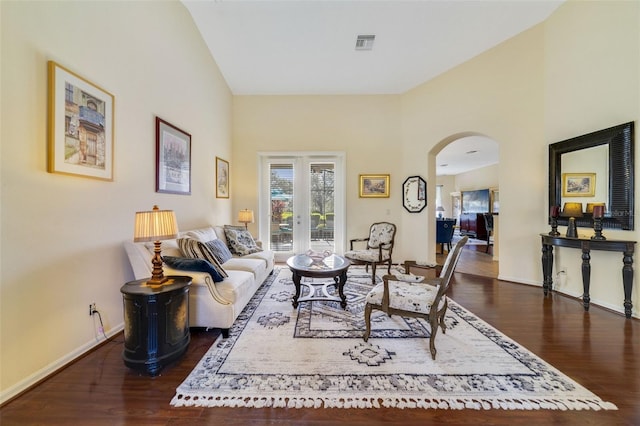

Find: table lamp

[238,209,254,229]
[134,205,178,287]
[436,206,445,218]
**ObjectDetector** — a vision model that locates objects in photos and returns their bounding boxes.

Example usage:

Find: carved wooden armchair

[344,222,396,285]
[362,236,468,360]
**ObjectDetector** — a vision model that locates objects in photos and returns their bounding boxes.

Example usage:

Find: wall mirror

[402,176,426,213]
[549,121,634,230]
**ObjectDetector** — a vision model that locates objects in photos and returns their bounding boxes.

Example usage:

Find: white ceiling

[436,136,499,176]
[182,0,562,95]
[181,0,562,174]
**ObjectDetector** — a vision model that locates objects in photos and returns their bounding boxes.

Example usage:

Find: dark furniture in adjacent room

[436,218,456,253]
[120,276,191,376]
[459,212,488,240]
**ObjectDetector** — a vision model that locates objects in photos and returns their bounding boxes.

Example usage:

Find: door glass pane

[269,163,294,252]
[309,163,335,252]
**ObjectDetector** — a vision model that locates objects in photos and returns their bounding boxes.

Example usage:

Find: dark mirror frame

[549,121,635,230]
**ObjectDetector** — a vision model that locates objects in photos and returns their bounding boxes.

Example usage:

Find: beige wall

[401,21,546,273]
[543,0,640,309]
[232,95,403,242]
[0,1,232,401]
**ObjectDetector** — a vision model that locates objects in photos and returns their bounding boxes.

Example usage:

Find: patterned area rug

[171,267,616,410]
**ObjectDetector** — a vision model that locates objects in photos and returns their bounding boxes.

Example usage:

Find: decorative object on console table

[133,205,178,287]
[540,234,636,318]
[238,209,254,230]
[591,205,606,240]
[121,275,191,376]
[156,117,191,195]
[562,202,582,238]
[549,205,560,236]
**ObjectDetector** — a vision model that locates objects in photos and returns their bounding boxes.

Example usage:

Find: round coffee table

[286,253,350,309]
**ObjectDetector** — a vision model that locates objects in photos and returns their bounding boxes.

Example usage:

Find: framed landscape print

[359,174,390,198]
[47,61,114,180]
[216,157,229,198]
[562,173,595,197]
[156,117,191,195]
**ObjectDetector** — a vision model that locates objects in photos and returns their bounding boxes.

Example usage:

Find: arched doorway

[432,134,499,278]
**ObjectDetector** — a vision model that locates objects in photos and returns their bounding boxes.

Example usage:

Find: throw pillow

[223,225,262,256]
[162,256,225,283]
[205,238,233,264]
[177,238,228,279]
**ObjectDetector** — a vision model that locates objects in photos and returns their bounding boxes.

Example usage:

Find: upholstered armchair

[362,236,468,360]
[344,222,396,285]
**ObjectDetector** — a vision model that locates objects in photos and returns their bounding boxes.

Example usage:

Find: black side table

[120,275,191,376]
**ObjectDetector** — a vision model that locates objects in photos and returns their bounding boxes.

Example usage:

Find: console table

[540,234,636,318]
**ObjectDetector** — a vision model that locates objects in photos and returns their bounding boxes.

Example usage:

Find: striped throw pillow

[177,238,228,278]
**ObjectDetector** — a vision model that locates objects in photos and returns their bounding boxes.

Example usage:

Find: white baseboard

[0,323,124,406]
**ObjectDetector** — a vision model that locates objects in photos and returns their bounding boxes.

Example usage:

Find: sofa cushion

[205,239,233,264]
[223,226,262,256]
[162,256,225,283]
[185,227,218,242]
[222,257,267,280]
[215,270,255,304]
[145,239,182,258]
[177,238,228,278]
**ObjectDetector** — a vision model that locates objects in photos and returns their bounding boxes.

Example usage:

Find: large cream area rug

[171,267,616,410]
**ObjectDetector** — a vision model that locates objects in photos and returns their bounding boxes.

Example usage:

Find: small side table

[120,275,191,376]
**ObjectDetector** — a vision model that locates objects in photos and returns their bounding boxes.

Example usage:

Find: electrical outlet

[89,303,96,316]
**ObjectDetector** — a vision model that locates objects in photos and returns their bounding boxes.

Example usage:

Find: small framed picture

[562,173,595,197]
[216,157,229,198]
[359,174,390,198]
[156,117,191,195]
[47,61,114,180]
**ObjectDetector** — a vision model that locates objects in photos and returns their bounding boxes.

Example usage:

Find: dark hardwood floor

[2,250,638,425]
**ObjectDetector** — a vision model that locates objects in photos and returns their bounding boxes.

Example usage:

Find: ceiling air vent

[355,34,375,51]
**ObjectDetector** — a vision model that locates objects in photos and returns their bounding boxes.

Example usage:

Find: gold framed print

[562,173,596,197]
[216,157,229,198]
[359,174,390,198]
[47,61,114,180]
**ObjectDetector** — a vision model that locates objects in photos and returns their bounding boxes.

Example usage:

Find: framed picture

[216,157,229,198]
[47,61,114,180]
[359,174,390,198]
[562,173,596,197]
[156,117,191,195]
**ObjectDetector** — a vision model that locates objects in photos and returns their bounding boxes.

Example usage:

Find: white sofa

[124,225,274,337]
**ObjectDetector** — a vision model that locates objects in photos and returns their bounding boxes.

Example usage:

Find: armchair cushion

[223,226,263,256]
[365,280,442,315]
[162,255,225,283]
[343,249,391,263]
[393,273,425,283]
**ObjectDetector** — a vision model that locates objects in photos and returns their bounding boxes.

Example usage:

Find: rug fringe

[170,394,617,410]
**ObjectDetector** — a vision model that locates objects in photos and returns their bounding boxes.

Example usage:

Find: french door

[259,153,345,262]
